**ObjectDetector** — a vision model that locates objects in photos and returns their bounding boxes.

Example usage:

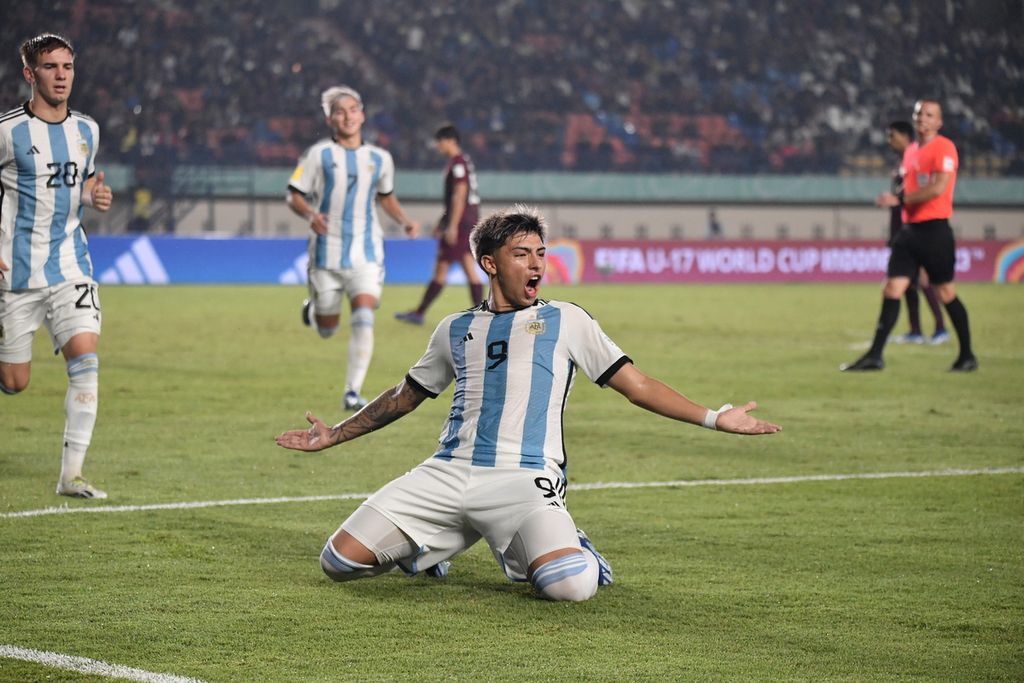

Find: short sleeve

[937,138,958,173]
[562,304,630,386]
[85,121,99,177]
[375,150,396,195]
[288,145,322,195]
[0,128,10,166]
[407,317,457,397]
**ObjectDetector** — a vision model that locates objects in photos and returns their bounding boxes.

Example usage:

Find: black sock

[943,296,973,359]
[416,281,445,315]
[904,286,921,335]
[868,297,901,358]
[922,285,946,333]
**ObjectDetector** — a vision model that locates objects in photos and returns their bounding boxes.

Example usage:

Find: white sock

[346,307,374,395]
[532,552,598,602]
[60,353,99,483]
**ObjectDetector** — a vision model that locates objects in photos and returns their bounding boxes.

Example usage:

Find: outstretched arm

[606,362,781,435]
[275,379,430,452]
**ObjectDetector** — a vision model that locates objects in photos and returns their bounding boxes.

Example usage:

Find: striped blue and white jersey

[0,103,99,292]
[288,140,395,270]
[407,299,631,471]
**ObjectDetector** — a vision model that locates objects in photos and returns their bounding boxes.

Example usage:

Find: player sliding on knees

[277,205,781,602]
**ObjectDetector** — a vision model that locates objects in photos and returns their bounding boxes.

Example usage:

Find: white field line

[3,467,1022,521]
[0,644,208,683]
[1,492,372,519]
[570,466,1024,490]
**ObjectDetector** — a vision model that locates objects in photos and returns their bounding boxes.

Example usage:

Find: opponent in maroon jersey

[396,125,484,325]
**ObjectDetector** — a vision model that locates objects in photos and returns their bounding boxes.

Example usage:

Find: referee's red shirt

[901,135,958,223]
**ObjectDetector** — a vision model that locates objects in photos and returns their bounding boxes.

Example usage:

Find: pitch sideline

[3,466,1022,520]
[0,644,207,683]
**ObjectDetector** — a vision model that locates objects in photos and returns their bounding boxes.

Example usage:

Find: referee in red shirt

[843,100,977,372]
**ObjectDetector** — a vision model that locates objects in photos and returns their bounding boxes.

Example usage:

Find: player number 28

[46,161,79,188]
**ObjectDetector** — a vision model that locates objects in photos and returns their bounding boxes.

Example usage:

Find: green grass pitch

[2,282,1022,682]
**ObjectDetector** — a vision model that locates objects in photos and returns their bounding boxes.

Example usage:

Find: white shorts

[0,278,102,363]
[307,264,384,315]
[357,458,578,579]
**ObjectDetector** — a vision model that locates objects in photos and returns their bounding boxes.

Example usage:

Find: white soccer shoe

[890,332,925,345]
[424,561,451,578]
[301,299,314,327]
[343,390,368,411]
[56,476,108,499]
[577,528,613,586]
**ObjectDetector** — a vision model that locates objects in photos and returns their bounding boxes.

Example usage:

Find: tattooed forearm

[327,380,427,445]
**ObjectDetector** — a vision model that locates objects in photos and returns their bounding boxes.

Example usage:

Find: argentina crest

[525,320,545,335]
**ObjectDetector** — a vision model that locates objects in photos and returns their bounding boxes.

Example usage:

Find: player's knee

[1,374,27,394]
[882,279,907,299]
[935,283,956,304]
[532,552,598,602]
[316,325,338,339]
[0,366,29,394]
[319,541,377,582]
[351,307,374,329]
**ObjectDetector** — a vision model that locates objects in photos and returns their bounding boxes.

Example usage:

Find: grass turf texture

[1,283,1021,682]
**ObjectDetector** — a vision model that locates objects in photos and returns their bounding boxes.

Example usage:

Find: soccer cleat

[577,528,613,586]
[949,356,978,372]
[394,310,425,326]
[301,299,314,327]
[424,560,451,578]
[56,476,108,499]
[929,331,951,345]
[840,355,884,372]
[343,390,368,411]
[891,332,925,345]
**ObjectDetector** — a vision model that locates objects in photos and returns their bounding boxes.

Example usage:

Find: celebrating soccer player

[277,205,780,601]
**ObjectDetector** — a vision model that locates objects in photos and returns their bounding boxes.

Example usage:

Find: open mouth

[525,276,541,298]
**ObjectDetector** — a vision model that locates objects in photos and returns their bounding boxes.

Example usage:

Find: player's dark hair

[471,204,547,268]
[435,124,460,143]
[20,33,74,68]
[888,121,914,139]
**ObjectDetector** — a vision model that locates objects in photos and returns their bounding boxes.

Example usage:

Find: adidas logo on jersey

[28,145,40,155]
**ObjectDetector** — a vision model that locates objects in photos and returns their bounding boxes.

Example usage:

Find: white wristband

[702,403,733,430]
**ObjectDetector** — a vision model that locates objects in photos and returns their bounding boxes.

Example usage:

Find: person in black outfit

[883,121,948,346]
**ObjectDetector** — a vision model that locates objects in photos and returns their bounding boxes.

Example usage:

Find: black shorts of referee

[887,218,955,284]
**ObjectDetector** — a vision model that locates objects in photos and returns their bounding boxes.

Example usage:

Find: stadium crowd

[2,0,1022,175]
